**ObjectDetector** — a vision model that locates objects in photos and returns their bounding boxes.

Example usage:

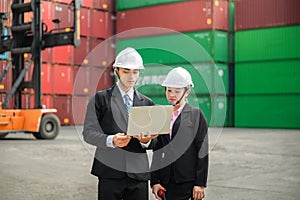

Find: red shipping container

[53,3,74,29]
[42,95,54,109]
[21,93,34,109]
[73,66,90,96]
[89,38,115,67]
[82,0,114,11]
[53,65,73,94]
[90,10,114,39]
[42,48,53,63]
[74,37,90,65]
[42,1,54,31]
[55,0,73,4]
[93,0,115,11]
[0,60,12,93]
[90,67,114,93]
[81,0,93,8]
[235,0,300,31]
[52,45,74,64]
[0,0,11,12]
[23,58,33,82]
[53,95,73,125]
[72,95,89,125]
[116,0,228,38]
[41,63,53,94]
[0,0,12,27]
[0,93,14,109]
[80,7,91,36]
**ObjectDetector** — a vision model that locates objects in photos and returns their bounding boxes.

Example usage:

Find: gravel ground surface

[0,126,299,200]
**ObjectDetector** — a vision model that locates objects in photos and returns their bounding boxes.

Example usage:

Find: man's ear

[186,88,191,96]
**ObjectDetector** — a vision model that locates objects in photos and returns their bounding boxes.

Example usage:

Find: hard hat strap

[171,87,189,106]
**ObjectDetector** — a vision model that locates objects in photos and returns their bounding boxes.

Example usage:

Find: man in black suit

[83,47,157,200]
[151,67,209,200]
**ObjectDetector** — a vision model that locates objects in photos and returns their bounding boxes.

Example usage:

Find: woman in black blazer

[151,67,209,200]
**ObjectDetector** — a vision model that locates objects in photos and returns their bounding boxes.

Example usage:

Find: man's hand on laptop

[133,131,159,144]
[113,133,132,147]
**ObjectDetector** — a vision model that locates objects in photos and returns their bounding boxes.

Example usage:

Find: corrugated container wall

[0,0,116,126]
[117,0,228,38]
[235,0,300,31]
[234,0,300,129]
[116,0,231,127]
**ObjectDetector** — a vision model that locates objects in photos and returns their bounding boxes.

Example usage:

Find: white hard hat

[113,47,144,70]
[162,67,194,88]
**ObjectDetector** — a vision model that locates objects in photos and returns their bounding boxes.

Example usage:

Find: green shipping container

[214,63,229,95]
[234,95,300,129]
[235,59,300,95]
[117,30,228,65]
[117,0,186,11]
[188,95,212,126]
[136,93,231,127]
[212,95,229,127]
[136,63,211,96]
[235,25,300,62]
[135,62,228,96]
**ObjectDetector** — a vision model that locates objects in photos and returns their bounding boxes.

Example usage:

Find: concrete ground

[0,126,299,200]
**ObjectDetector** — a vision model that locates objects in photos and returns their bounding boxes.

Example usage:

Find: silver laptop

[127,105,173,136]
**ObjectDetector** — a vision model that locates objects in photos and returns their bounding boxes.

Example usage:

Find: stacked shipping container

[116,0,231,127]
[2,0,298,129]
[234,0,300,128]
[0,0,12,109]
[0,0,116,125]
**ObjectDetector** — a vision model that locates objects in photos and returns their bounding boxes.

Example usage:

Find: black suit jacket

[83,85,155,181]
[151,104,208,187]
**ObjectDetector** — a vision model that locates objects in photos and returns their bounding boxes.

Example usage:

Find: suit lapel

[111,85,128,131]
[171,104,191,140]
[133,89,144,107]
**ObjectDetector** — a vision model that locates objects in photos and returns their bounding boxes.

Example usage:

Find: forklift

[0,0,81,139]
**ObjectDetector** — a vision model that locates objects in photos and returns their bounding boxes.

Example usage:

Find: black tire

[0,133,9,138]
[33,114,60,140]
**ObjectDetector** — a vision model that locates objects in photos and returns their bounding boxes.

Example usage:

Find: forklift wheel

[0,133,9,138]
[34,114,60,140]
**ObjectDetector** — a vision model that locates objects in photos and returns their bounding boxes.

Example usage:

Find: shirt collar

[116,82,134,101]
[174,102,186,116]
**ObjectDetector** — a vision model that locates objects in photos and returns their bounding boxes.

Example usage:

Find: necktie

[124,94,131,116]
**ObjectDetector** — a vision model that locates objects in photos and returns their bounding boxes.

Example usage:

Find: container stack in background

[0,0,116,125]
[0,0,11,109]
[234,0,300,128]
[1,0,299,129]
[116,0,231,127]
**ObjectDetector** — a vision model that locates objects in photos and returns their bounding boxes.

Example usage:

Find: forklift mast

[0,0,81,109]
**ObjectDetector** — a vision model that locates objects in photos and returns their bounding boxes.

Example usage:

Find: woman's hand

[152,183,166,200]
[193,186,205,200]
